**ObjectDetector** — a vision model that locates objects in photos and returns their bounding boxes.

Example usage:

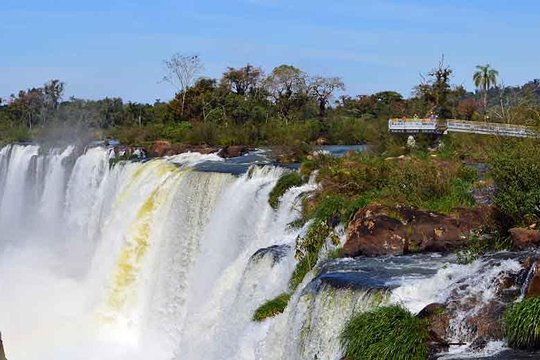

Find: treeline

[1,56,539,147]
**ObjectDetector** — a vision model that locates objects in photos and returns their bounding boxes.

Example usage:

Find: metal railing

[388,118,538,138]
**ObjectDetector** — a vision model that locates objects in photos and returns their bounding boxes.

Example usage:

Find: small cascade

[520,260,537,299]
[260,283,386,360]
[392,253,529,356]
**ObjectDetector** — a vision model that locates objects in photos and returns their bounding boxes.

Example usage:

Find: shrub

[490,139,540,229]
[340,305,429,360]
[504,297,540,349]
[268,172,305,209]
[252,293,291,321]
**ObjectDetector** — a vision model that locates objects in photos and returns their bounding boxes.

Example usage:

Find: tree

[162,53,204,118]
[8,88,45,129]
[220,64,263,97]
[264,64,307,122]
[309,76,345,117]
[457,98,479,120]
[415,57,453,118]
[473,64,499,116]
[43,79,65,110]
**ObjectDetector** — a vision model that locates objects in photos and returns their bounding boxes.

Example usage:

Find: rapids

[0,144,531,359]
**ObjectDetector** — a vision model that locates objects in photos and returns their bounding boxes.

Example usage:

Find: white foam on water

[0,146,315,360]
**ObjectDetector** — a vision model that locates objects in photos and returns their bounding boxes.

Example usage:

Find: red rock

[150,140,172,157]
[218,145,248,158]
[509,228,540,250]
[343,205,487,257]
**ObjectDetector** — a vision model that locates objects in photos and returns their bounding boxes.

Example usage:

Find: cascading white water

[0,144,313,360]
[0,144,528,360]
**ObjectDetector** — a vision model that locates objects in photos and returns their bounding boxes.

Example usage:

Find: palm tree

[473,64,499,116]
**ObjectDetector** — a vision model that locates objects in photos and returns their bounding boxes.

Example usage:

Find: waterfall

[0,144,313,360]
[0,144,529,360]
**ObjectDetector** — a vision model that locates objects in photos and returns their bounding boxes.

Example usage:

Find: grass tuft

[340,305,429,360]
[268,172,305,209]
[504,297,540,349]
[252,293,291,322]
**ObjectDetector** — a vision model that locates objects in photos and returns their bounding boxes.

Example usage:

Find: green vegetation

[289,220,340,290]
[303,152,477,219]
[252,293,292,322]
[289,254,315,291]
[504,297,540,349]
[286,150,479,289]
[473,64,499,115]
[489,139,540,230]
[2,56,539,157]
[268,172,305,209]
[456,230,512,264]
[340,305,429,360]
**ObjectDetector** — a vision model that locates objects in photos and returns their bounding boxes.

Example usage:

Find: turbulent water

[0,144,308,359]
[0,144,529,360]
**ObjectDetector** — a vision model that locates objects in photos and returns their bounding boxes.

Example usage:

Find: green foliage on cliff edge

[303,152,477,220]
[252,293,291,322]
[340,305,429,360]
[268,172,305,209]
[289,220,340,290]
[504,297,540,349]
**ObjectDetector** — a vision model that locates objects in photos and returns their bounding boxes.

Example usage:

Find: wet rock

[217,145,249,158]
[439,254,531,351]
[148,141,219,157]
[417,303,450,356]
[250,245,291,265]
[465,301,505,345]
[524,261,540,297]
[343,205,488,257]
[509,228,540,250]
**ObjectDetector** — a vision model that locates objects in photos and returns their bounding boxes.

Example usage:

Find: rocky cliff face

[344,205,489,257]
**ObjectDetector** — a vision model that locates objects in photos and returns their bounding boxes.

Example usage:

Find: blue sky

[1,0,539,103]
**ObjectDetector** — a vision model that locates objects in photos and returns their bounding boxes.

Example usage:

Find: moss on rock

[253,293,291,322]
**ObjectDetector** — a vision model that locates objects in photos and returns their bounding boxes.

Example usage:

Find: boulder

[250,245,291,266]
[148,141,219,157]
[465,301,505,347]
[509,228,540,250]
[218,145,248,158]
[150,140,172,157]
[343,205,487,257]
[417,303,450,356]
